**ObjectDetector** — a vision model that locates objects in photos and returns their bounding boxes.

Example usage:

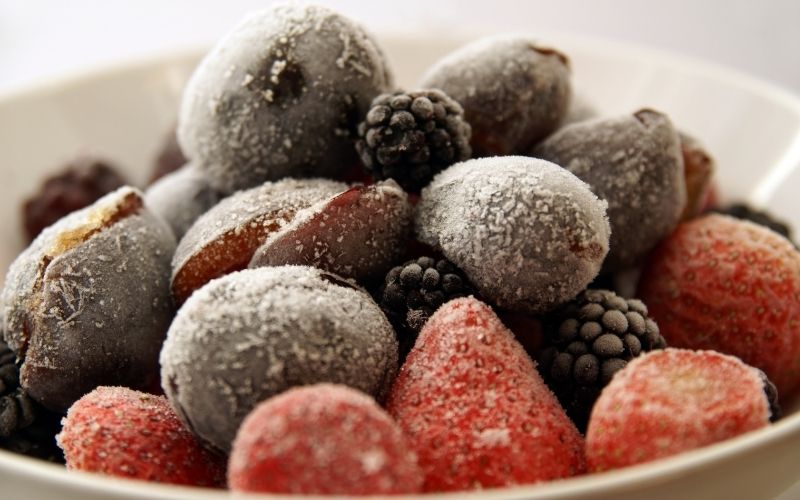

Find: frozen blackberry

[22,156,128,242]
[757,369,781,422]
[712,203,793,242]
[0,338,18,396]
[0,387,37,437]
[0,397,64,463]
[356,90,471,192]
[538,289,666,430]
[379,256,473,355]
[0,337,63,462]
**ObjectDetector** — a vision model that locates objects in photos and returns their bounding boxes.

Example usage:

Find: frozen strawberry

[57,386,225,487]
[249,180,412,284]
[386,297,585,492]
[587,349,775,472]
[228,384,422,495]
[638,214,800,398]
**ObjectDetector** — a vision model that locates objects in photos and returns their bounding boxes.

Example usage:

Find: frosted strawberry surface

[228,384,423,495]
[639,214,800,398]
[57,386,225,487]
[586,349,771,472]
[387,297,586,491]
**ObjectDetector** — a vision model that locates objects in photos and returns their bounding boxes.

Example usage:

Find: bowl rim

[1,410,798,499]
[1,32,799,499]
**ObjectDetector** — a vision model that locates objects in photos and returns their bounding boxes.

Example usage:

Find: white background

[0,0,799,94]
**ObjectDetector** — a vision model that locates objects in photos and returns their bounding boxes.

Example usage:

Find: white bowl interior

[0,33,799,500]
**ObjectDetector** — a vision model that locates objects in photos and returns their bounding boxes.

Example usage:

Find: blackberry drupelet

[0,339,18,396]
[356,90,471,192]
[712,203,793,242]
[0,388,37,437]
[380,256,473,356]
[22,156,128,242]
[0,400,64,463]
[538,289,666,430]
[0,336,64,463]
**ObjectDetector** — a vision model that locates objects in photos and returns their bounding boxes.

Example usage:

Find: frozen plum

[679,132,715,221]
[144,165,221,240]
[171,178,345,304]
[160,265,398,453]
[249,180,412,284]
[415,156,610,314]
[3,187,175,412]
[533,109,686,271]
[178,4,393,194]
[420,35,571,157]
[148,126,187,185]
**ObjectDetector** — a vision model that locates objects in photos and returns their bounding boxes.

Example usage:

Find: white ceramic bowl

[1,33,800,500]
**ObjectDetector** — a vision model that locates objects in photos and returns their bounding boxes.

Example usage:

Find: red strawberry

[57,386,225,487]
[228,384,422,495]
[587,349,774,471]
[638,213,800,398]
[386,297,585,492]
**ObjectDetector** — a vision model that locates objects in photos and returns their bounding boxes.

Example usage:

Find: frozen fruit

[0,387,36,437]
[387,297,586,492]
[533,109,686,271]
[57,386,224,487]
[712,202,793,242]
[355,89,471,192]
[248,180,412,284]
[22,156,127,242]
[148,126,187,185]
[178,4,393,194]
[228,384,422,495]
[3,187,176,412]
[171,178,344,304]
[586,349,775,472]
[416,156,610,314]
[161,266,398,453]
[379,256,474,357]
[0,400,63,463]
[0,329,63,463]
[420,36,571,156]
[638,213,800,398]
[679,132,715,221]
[538,289,666,430]
[0,334,17,396]
[144,165,221,240]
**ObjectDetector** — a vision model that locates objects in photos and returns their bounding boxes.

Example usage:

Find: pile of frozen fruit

[2,3,798,495]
